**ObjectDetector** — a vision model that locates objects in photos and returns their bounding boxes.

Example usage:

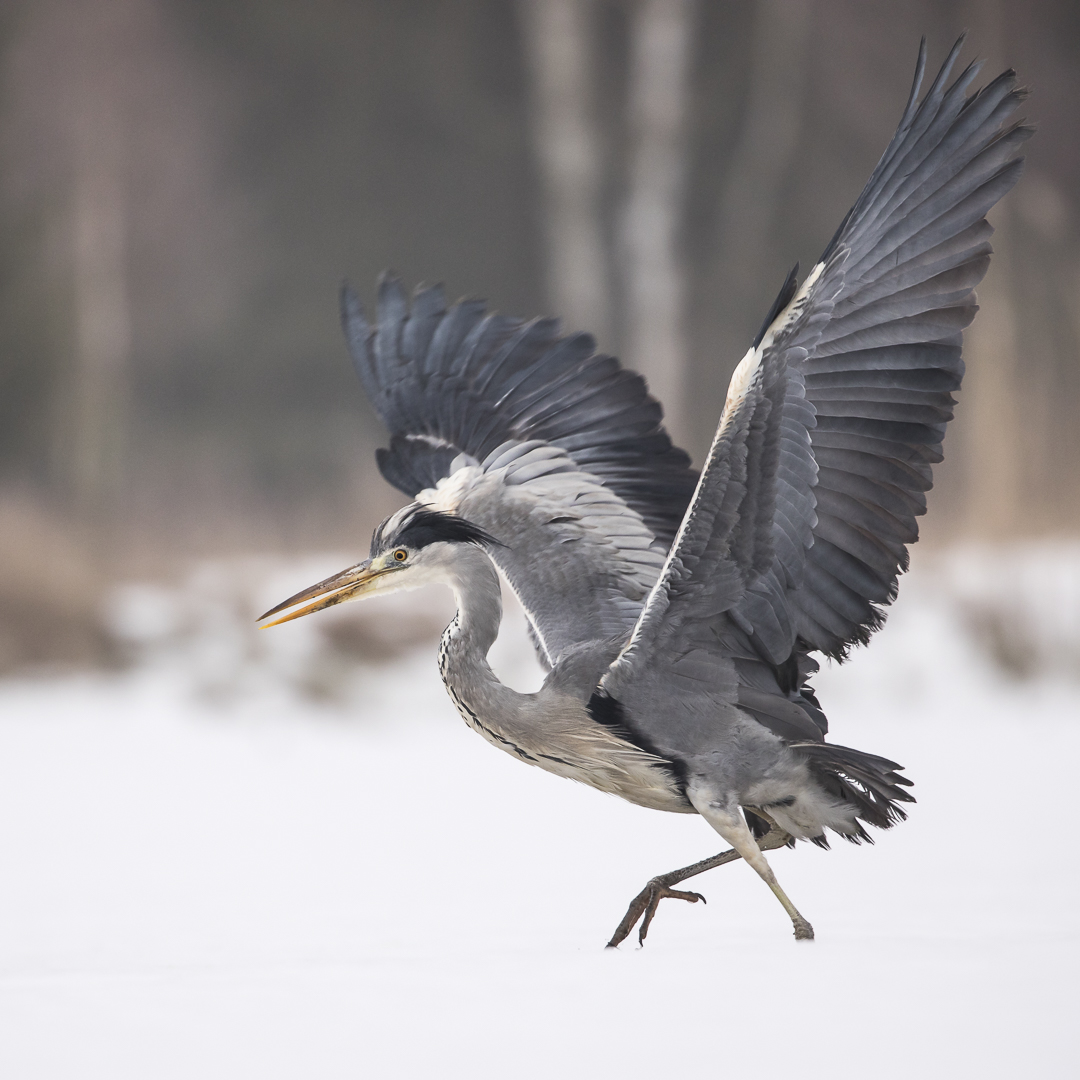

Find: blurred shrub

[935,542,1080,682]
[0,496,120,673]
[3,519,1079,694]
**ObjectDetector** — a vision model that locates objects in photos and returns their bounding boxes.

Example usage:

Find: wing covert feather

[344,282,696,664]
[344,280,697,549]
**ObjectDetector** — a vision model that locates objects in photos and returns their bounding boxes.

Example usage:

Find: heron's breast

[438,628,693,814]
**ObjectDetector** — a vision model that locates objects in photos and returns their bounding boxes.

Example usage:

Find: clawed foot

[603,832,804,949]
[606,878,706,948]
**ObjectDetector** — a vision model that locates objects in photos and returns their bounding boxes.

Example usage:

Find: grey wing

[601,256,838,751]
[343,276,699,665]
[603,38,1029,748]
[759,37,1031,662]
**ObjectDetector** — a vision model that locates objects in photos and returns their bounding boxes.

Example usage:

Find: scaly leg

[694,799,814,941]
[606,818,792,948]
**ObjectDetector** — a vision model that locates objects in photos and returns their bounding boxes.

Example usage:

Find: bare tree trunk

[959,206,1024,536]
[10,0,138,523]
[69,93,131,519]
[714,0,811,303]
[687,0,810,457]
[621,0,696,444]
[518,0,612,345]
[954,0,1024,537]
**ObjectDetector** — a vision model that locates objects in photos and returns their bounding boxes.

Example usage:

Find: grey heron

[260,38,1028,946]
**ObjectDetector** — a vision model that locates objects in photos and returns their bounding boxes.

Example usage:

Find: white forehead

[382,503,418,538]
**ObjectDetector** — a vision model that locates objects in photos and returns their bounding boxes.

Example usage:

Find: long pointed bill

[257,559,397,628]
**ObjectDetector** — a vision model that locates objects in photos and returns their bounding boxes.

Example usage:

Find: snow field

[0,546,1077,1078]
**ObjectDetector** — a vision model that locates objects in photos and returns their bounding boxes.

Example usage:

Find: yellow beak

[257,558,398,627]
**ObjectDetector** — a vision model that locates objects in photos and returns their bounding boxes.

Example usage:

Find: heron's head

[257,506,502,627]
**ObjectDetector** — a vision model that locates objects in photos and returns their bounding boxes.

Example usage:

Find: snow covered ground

[0,546,1077,1078]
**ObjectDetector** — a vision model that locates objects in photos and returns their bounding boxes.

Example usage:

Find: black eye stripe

[371,508,505,556]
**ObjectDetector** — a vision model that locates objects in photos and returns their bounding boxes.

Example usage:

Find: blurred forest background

[0,0,1077,674]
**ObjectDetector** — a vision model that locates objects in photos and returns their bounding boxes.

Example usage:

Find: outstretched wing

[756,37,1031,662]
[603,38,1029,748]
[343,277,699,665]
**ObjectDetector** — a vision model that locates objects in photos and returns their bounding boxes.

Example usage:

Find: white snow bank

[0,544,1077,1078]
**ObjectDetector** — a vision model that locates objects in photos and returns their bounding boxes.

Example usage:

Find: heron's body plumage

[262,37,1029,942]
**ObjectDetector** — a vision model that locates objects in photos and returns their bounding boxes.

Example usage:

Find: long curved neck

[438,546,534,742]
[430,545,690,813]
[444,546,504,660]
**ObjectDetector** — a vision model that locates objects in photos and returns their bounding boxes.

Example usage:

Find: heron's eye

[392,548,408,562]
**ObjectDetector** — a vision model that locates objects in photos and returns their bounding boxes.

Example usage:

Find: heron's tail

[790,741,915,845]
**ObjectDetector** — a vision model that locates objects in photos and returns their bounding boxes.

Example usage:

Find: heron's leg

[605,822,791,948]
[695,801,814,941]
